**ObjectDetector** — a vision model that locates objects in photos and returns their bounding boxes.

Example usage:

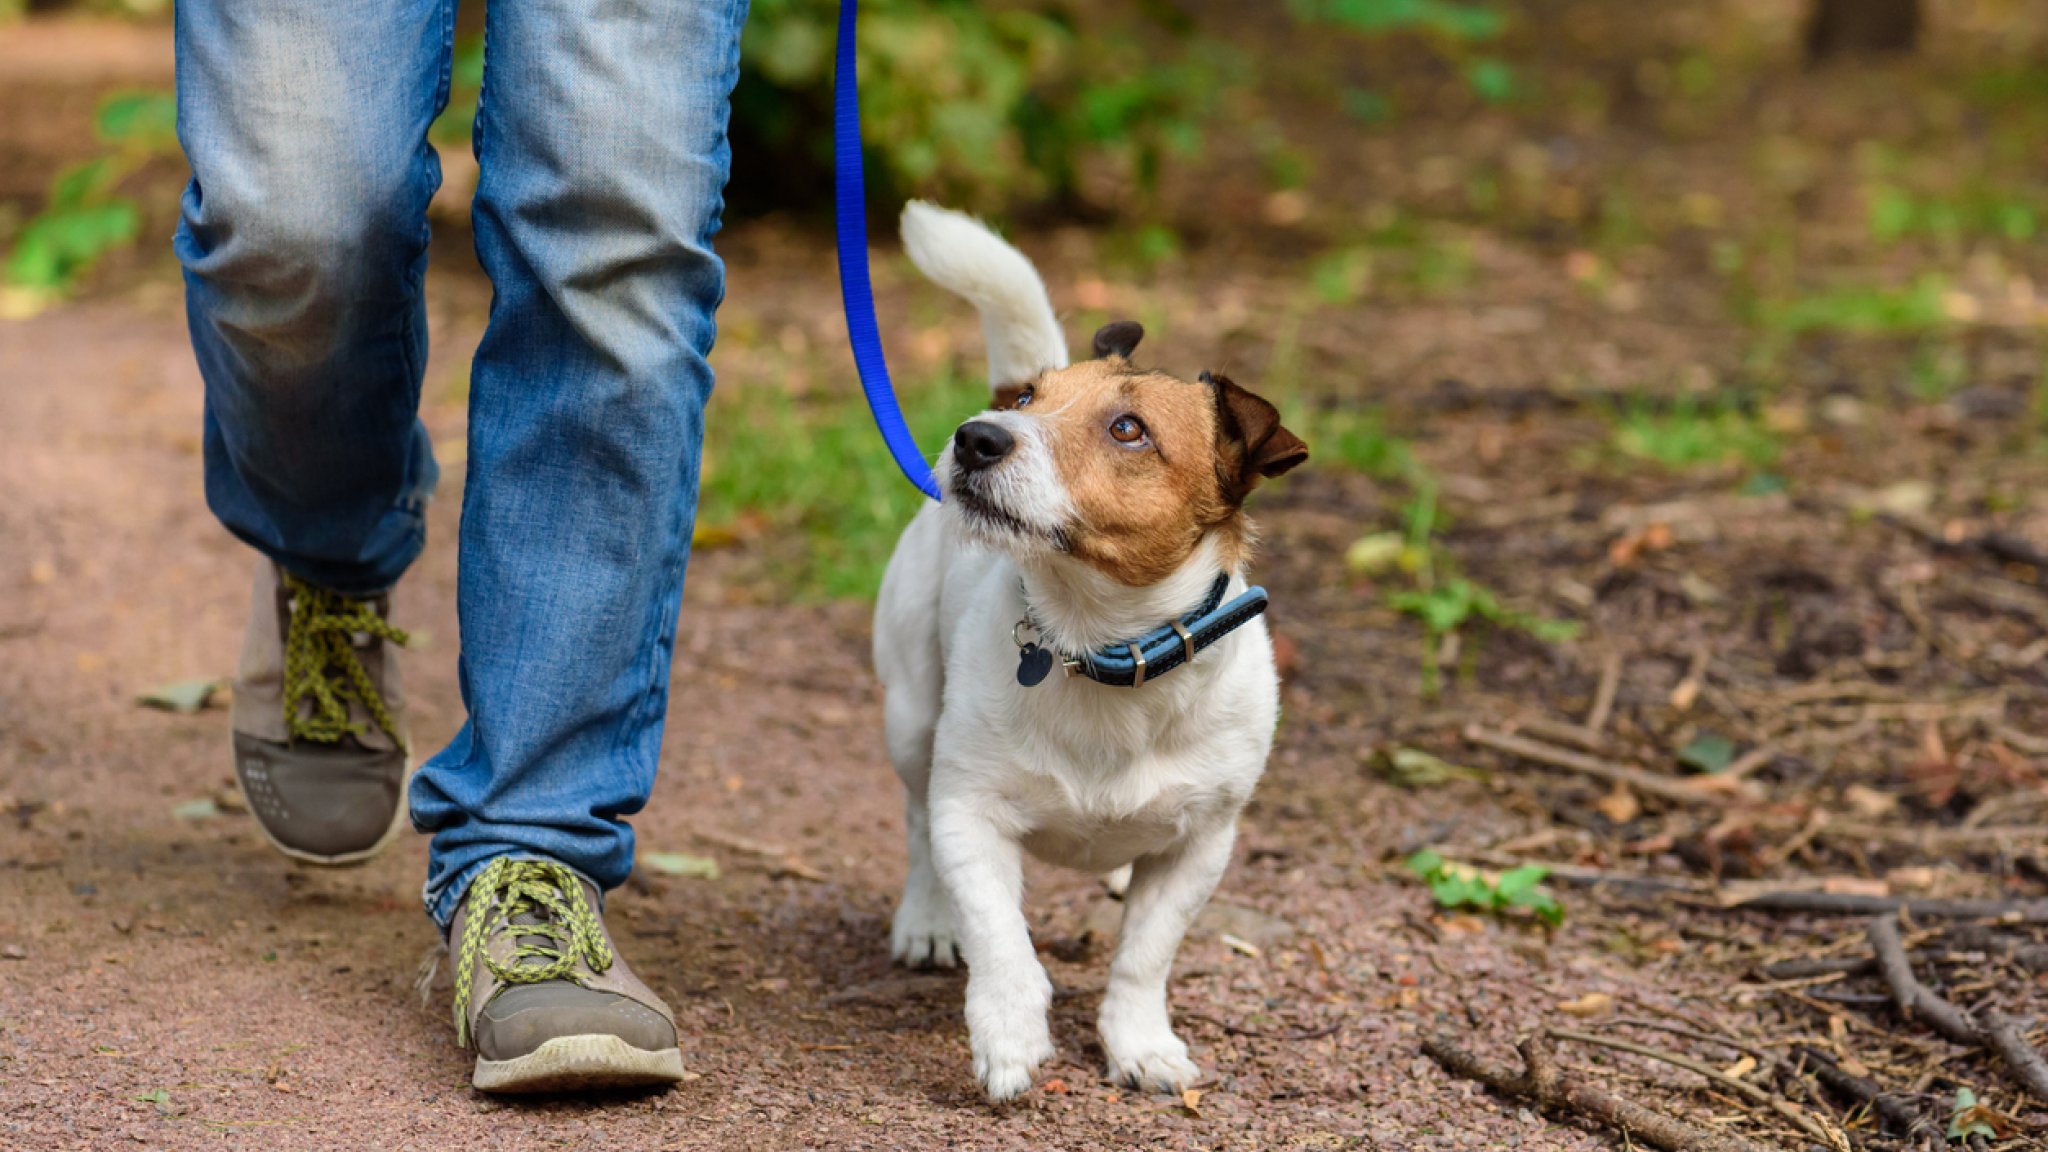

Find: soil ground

[5,6,2048,1151]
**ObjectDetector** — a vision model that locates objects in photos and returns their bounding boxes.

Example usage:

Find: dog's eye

[1013,385,1034,409]
[1109,415,1148,445]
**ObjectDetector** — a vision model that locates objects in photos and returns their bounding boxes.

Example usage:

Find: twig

[1869,916,2048,1104]
[1464,725,1747,807]
[1791,1045,1940,1141]
[1980,1009,2048,1103]
[1548,1027,1845,1150]
[1763,957,1881,981]
[1422,1031,1774,1152]
[1182,1012,1340,1041]
[1867,916,1976,1043]
[1815,820,2048,850]
[1721,743,1780,782]
[1609,1017,1767,1061]
[1728,891,2048,921]
[1586,650,1624,735]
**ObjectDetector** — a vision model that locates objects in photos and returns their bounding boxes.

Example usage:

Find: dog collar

[1012,574,1270,689]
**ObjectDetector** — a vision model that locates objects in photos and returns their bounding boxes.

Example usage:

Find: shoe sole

[237,757,413,869]
[472,1035,685,1094]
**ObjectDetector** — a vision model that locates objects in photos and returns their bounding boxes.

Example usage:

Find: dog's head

[939,321,1308,585]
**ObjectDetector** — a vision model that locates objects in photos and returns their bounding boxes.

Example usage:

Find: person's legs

[406,0,748,1089]
[176,0,450,595]
[176,0,452,863]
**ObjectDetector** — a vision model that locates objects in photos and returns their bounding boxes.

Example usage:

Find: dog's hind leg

[875,512,959,968]
[1099,822,1237,1093]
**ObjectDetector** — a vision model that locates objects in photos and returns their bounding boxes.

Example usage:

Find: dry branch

[1423,1031,1779,1152]
[1464,725,1746,806]
[1980,1009,2048,1103]
[1547,1028,1844,1150]
[1868,916,2048,1104]
[1730,891,2048,921]
[1791,1045,1940,1141]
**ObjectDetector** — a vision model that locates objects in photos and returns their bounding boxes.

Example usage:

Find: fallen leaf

[1556,992,1611,1017]
[1842,784,1898,818]
[1180,1087,1204,1117]
[1042,1077,1069,1095]
[1593,782,1640,824]
[1949,1087,2014,1140]
[171,798,221,822]
[641,851,719,880]
[1374,745,1486,788]
[1677,732,1737,774]
[1886,865,1936,891]
[137,678,222,714]
[1871,480,1934,517]
[1720,1054,1757,1079]
[1668,676,1702,710]
[1344,532,1406,575]
[1220,933,1261,958]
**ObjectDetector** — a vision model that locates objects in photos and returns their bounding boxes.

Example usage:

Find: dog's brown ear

[1093,320,1143,360]
[1205,371,1308,500]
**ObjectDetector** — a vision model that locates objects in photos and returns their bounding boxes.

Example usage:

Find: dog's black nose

[953,421,1015,472]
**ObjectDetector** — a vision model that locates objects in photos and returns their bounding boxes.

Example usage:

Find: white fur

[901,201,1069,389]
[874,208,1281,1102]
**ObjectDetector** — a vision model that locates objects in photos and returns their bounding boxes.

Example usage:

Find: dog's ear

[1205,370,1308,500]
[1092,320,1144,361]
[992,382,1028,409]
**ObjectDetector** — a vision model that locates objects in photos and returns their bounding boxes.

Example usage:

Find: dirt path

[0,258,1653,1151]
[8,7,2048,1146]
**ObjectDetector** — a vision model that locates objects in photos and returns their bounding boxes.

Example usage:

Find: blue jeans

[174,0,751,926]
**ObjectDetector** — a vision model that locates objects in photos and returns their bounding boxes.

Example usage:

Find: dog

[872,202,1308,1102]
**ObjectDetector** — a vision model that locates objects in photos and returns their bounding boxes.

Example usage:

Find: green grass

[695,367,988,600]
[1762,275,1951,336]
[1613,398,1779,471]
[1291,403,1413,479]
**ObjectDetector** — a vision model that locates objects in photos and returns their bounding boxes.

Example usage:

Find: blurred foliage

[2,90,179,313]
[408,1,1514,219]
[723,0,1507,215]
[1612,398,1781,471]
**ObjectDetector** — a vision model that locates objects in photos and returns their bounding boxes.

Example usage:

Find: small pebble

[1,944,25,960]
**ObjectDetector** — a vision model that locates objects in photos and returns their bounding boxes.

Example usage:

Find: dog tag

[1016,643,1055,687]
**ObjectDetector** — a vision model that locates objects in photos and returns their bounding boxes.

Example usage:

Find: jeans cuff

[422,852,606,934]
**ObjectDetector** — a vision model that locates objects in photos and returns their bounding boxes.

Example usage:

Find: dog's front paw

[890,886,961,968]
[972,1024,1055,1102]
[1104,1027,1199,1094]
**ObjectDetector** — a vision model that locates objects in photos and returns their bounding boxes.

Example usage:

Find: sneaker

[449,857,685,1093]
[230,561,410,865]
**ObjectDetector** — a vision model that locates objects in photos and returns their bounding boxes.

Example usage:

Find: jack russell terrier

[872,202,1308,1101]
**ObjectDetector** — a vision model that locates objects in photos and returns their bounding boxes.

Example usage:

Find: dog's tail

[900,201,1068,394]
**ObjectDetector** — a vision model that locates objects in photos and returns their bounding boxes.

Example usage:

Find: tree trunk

[1805,0,1921,62]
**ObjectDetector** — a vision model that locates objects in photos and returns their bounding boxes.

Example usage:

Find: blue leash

[833,0,943,501]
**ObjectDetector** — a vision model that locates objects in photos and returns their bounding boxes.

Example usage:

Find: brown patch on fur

[1021,359,1304,586]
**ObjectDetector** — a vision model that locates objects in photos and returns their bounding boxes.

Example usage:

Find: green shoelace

[280,572,408,751]
[452,858,616,1048]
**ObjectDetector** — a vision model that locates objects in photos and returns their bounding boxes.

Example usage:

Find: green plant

[3,90,179,310]
[1762,275,1952,336]
[1405,849,1563,926]
[1290,0,1513,107]
[431,35,486,146]
[694,365,988,599]
[1613,398,1779,471]
[1867,182,2040,246]
[730,0,1235,213]
[1375,484,1580,696]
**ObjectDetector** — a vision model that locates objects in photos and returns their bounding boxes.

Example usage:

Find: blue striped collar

[1013,574,1270,688]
